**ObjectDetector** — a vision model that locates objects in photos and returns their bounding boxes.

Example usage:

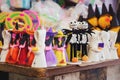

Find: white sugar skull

[69,20,78,29]
[81,21,88,29]
[77,21,83,29]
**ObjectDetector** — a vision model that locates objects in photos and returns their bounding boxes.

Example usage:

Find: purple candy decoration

[32,19,38,23]
[46,28,57,36]
[45,46,57,67]
[98,43,104,48]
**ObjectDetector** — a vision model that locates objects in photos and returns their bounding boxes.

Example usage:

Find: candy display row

[0,9,67,67]
[0,29,68,68]
[0,1,120,68]
[63,3,120,63]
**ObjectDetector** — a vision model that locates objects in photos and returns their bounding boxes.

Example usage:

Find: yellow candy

[110,27,120,32]
[32,47,39,52]
[0,41,2,47]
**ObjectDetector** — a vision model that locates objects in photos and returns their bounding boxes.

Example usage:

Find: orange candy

[72,57,78,62]
[82,55,88,61]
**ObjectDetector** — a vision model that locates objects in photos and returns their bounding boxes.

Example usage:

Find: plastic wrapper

[71,2,88,19]
[0,0,12,12]
[31,0,65,28]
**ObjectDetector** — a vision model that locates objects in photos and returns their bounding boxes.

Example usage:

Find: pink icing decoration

[23,28,26,31]
[24,10,40,30]
[30,35,33,40]
[12,33,16,39]
[19,33,22,38]
[20,13,24,16]
[10,41,19,48]
[46,36,49,40]
[10,44,15,48]
[53,45,65,51]
[45,46,52,50]
[55,47,64,51]
[28,46,32,52]
[15,40,19,46]
[58,37,62,41]
[7,18,11,21]
[27,25,30,28]
[20,42,26,48]
[53,45,58,50]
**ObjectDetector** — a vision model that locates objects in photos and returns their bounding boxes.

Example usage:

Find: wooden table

[0,59,120,80]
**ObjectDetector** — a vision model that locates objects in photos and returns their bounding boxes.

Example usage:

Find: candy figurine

[108,4,119,59]
[88,31,105,61]
[64,20,79,61]
[17,32,29,65]
[26,30,35,66]
[45,28,57,67]
[87,4,105,61]
[116,4,120,58]
[63,20,85,62]
[98,3,112,60]
[79,21,89,57]
[78,13,94,60]
[32,29,47,68]
[53,31,67,66]
[6,32,20,64]
[0,30,11,62]
[0,22,5,53]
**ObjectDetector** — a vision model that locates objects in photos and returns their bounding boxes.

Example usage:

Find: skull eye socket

[74,21,77,23]
[82,22,84,25]
[79,22,82,24]
[82,21,86,25]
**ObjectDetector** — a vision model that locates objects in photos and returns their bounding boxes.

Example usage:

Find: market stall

[0,0,120,80]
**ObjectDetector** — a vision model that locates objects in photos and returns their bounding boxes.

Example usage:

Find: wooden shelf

[0,59,120,78]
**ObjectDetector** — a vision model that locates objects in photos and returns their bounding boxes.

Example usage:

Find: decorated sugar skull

[69,20,78,29]
[77,21,83,29]
[78,15,88,30]
[81,21,88,29]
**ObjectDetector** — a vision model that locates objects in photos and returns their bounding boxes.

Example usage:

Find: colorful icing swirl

[5,12,33,31]
[24,10,40,30]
